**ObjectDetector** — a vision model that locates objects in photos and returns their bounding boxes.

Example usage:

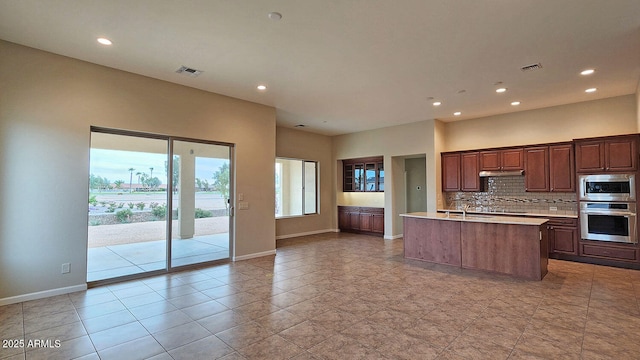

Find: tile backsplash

[444,176,577,214]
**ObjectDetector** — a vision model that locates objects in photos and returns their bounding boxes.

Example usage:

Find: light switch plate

[61,263,70,274]
[239,201,249,210]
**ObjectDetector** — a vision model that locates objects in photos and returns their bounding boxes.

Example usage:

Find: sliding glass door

[88,129,232,283]
[170,140,231,267]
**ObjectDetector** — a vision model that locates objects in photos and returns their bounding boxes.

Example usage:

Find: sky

[89,149,227,185]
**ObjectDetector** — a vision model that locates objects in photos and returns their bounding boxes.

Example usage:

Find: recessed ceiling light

[97,37,112,45]
[581,69,595,76]
[496,88,507,93]
[453,112,462,116]
[433,101,441,106]
[257,85,267,91]
[268,12,282,20]
[585,88,597,93]
[511,101,521,106]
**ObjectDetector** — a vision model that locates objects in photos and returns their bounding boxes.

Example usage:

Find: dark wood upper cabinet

[501,148,525,170]
[576,135,637,173]
[442,153,461,192]
[343,157,384,192]
[479,151,500,171]
[461,152,481,192]
[524,146,549,192]
[606,137,637,171]
[575,140,605,172]
[480,148,523,171]
[549,143,575,192]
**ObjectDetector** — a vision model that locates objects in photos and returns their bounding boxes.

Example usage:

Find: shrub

[195,208,213,218]
[116,209,133,223]
[89,195,98,206]
[152,203,167,218]
[118,202,124,208]
[106,202,117,213]
[100,201,107,206]
[128,202,135,209]
[149,202,159,209]
[89,219,101,226]
[136,202,145,210]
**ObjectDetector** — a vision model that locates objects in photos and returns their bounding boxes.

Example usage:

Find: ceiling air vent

[176,66,203,77]
[520,63,543,72]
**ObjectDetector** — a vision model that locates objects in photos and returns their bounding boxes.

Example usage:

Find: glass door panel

[88,132,168,282]
[304,161,317,214]
[170,140,231,267]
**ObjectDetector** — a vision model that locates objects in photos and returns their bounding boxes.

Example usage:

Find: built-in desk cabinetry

[338,206,384,236]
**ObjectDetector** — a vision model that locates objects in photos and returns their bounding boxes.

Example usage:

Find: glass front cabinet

[343,157,384,192]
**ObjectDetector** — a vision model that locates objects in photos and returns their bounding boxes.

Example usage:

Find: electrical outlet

[61,263,70,274]
[549,206,558,211]
[239,201,249,210]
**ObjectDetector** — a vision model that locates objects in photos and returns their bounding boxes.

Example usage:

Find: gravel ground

[87,216,229,248]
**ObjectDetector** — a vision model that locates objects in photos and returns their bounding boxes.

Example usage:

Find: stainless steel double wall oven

[579,174,637,244]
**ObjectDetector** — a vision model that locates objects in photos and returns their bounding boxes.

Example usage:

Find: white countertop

[401,212,549,226]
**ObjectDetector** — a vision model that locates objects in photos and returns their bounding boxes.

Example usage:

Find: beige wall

[0,41,276,302]
[276,127,336,238]
[636,81,640,131]
[333,120,443,238]
[444,95,637,152]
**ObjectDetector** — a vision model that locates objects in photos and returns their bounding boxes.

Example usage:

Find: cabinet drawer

[580,243,638,262]
[547,218,577,227]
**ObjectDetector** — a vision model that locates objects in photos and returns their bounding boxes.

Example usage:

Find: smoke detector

[520,63,543,72]
[176,66,203,77]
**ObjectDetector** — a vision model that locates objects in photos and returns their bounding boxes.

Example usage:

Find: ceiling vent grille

[520,63,543,72]
[176,66,203,77]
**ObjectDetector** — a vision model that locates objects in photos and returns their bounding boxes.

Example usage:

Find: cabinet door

[576,141,605,172]
[343,164,354,191]
[549,144,575,192]
[372,214,384,234]
[605,137,637,171]
[377,162,384,191]
[338,209,351,229]
[479,151,501,171]
[550,227,578,255]
[501,148,524,170]
[349,212,360,230]
[524,146,549,192]
[461,152,481,192]
[359,213,372,231]
[442,153,461,192]
[353,164,365,191]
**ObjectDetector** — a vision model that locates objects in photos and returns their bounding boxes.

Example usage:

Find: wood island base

[402,213,549,280]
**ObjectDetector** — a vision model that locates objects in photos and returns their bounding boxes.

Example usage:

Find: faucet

[461,204,471,218]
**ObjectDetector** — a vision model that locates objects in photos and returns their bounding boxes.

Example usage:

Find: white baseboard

[0,284,87,306]
[276,229,337,240]
[384,234,403,240]
[233,249,277,261]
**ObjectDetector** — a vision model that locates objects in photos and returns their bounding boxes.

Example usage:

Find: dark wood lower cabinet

[547,218,578,256]
[579,242,639,263]
[338,206,384,236]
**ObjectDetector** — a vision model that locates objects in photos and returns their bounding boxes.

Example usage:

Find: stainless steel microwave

[579,174,636,202]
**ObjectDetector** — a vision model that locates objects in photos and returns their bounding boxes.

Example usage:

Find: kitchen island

[401,212,549,280]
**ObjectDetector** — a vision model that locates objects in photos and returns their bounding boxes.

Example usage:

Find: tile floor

[2,232,640,359]
[87,234,230,281]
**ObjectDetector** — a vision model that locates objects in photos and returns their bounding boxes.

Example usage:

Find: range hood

[479,170,524,177]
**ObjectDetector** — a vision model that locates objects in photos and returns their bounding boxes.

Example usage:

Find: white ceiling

[1,1,639,136]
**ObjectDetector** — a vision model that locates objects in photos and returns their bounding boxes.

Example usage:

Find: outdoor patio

[87,233,230,282]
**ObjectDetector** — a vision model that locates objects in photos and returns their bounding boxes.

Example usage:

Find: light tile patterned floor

[2,232,640,359]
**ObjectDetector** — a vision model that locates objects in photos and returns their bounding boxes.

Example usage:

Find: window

[275,158,318,217]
